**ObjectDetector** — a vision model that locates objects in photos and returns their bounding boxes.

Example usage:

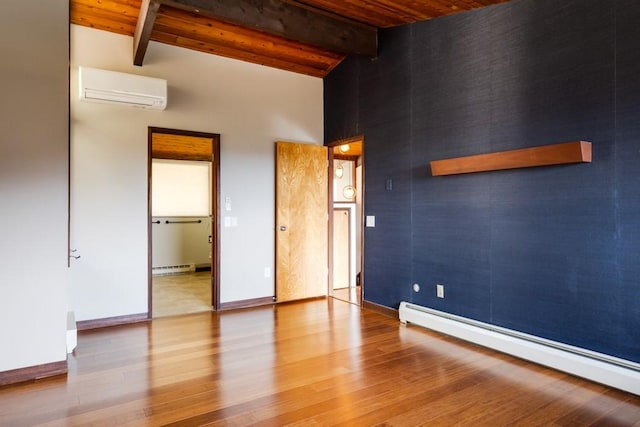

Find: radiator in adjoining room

[151,263,196,276]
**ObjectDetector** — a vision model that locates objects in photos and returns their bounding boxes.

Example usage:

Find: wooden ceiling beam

[154,9,343,67]
[133,0,161,66]
[152,31,334,77]
[161,0,377,57]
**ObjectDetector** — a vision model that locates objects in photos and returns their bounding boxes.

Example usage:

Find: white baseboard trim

[399,301,640,395]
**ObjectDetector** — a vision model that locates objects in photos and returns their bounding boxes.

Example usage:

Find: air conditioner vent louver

[83,88,165,108]
[79,66,167,110]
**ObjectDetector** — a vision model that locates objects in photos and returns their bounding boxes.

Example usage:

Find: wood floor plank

[0,299,639,426]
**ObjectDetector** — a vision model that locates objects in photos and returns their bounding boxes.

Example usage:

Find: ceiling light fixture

[343,185,356,199]
[342,160,356,200]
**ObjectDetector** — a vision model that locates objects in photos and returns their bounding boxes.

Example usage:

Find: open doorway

[329,137,364,306]
[148,127,220,317]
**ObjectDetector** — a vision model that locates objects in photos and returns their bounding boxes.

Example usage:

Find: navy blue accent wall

[615,0,640,360]
[326,27,415,307]
[324,0,640,362]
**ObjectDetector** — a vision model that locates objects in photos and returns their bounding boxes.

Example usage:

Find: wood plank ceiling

[70,0,510,78]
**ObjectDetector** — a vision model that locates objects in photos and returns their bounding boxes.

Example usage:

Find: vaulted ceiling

[70,0,510,78]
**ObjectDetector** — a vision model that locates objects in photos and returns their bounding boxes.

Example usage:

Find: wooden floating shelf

[430,141,592,176]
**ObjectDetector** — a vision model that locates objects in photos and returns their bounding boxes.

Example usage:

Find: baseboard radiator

[399,302,640,395]
[152,263,195,276]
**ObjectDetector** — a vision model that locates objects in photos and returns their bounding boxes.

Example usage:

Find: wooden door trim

[148,127,221,315]
[326,135,364,305]
[328,148,334,295]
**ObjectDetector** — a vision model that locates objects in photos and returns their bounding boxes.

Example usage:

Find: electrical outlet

[436,284,445,298]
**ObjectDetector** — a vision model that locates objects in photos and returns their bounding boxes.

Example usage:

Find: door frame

[147,127,221,316]
[327,135,364,304]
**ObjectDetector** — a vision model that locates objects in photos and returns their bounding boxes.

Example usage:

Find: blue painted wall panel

[484,0,620,356]
[614,0,640,360]
[326,27,415,309]
[409,7,494,321]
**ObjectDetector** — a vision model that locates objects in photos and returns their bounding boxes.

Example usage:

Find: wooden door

[275,141,328,302]
[333,209,350,289]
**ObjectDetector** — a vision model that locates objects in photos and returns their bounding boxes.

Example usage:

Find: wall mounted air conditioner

[78,66,167,110]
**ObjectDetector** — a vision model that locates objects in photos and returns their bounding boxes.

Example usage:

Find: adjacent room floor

[332,285,362,306]
[152,270,212,317]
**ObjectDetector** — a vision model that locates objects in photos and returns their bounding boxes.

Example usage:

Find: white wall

[69,25,323,319]
[152,217,211,269]
[0,0,69,371]
[151,160,211,270]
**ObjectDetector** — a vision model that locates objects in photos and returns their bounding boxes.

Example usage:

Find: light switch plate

[366,215,376,227]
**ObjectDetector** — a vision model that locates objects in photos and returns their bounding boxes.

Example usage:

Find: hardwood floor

[153,271,212,317]
[332,285,362,306]
[1,299,639,426]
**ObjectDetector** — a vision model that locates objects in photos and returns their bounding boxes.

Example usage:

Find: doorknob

[280,226,287,231]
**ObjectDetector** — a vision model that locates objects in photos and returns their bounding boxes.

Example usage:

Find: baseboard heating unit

[399,302,640,395]
[152,263,195,275]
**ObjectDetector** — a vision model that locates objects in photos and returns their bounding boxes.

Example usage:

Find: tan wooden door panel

[276,141,328,302]
[333,209,350,289]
